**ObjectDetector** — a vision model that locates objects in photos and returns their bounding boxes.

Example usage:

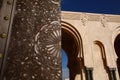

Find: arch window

[61,21,83,80]
[114,34,120,76]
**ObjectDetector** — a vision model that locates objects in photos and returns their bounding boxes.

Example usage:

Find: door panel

[0,0,61,80]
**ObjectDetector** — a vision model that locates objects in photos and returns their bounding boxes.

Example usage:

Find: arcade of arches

[61,11,120,80]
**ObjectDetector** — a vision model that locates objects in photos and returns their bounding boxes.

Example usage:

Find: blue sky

[61,0,120,15]
[62,50,69,80]
[62,50,68,68]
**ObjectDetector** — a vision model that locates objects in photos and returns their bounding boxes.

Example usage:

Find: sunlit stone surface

[3,0,61,80]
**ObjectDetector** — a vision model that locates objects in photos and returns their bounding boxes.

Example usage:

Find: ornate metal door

[0,0,61,80]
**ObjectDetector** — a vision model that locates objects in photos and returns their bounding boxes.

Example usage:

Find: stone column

[0,0,61,80]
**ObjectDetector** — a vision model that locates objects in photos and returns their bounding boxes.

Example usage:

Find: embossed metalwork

[34,21,61,69]
[4,16,10,20]
[7,0,12,5]
[0,53,2,58]
[0,33,7,38]
[0,0,16,79]
[2,0,61,80]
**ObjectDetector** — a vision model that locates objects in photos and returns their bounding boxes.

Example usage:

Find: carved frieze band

[62,11,120,23]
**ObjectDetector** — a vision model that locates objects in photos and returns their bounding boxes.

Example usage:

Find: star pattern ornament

[34,21,61,69]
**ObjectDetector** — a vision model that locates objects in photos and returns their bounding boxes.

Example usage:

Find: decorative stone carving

[80,13,89,26]
[34,21,61,68]
[51,0,60,5]
[62,11,120,23]
[100,15,108,27]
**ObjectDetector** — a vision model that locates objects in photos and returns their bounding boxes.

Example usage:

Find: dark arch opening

[114,34,120,76]
[62,22,82,80]
[0,0,3,8]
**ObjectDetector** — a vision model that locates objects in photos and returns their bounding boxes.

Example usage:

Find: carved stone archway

[114,34,120,76]
[61,21,83,80]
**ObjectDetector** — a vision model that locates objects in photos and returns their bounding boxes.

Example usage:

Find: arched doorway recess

[61,21,83,80]
[114,34,120,76]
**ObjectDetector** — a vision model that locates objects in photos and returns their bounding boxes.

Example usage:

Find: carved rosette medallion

[34,21,61,69]
[100,15,108,27]
[80,13,89,26]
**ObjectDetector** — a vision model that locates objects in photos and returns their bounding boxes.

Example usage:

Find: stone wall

[62,11,120,80]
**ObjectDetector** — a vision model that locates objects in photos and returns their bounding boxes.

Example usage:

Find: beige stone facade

[62,11,120,80]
